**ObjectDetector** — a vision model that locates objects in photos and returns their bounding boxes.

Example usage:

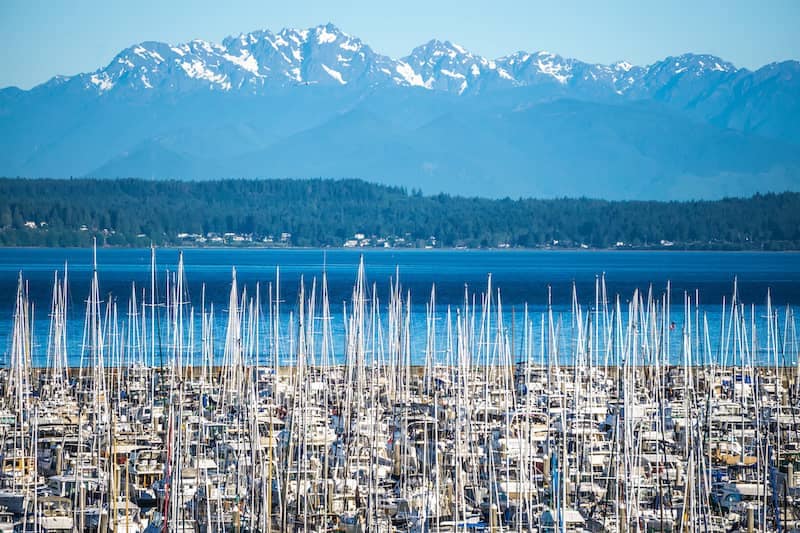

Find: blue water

[0,248,798,366]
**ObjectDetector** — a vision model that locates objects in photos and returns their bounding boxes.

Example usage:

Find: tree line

[0,177,798,250]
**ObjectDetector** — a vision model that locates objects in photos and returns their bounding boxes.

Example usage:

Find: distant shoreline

[1,245,798,253]
[3,178,798,250]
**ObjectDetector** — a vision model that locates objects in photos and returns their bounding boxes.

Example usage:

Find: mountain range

[1,23,798,199]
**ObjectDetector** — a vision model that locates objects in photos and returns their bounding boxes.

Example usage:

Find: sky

[1,0,799,89]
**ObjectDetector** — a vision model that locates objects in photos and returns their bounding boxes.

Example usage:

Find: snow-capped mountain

[1,23,798,200]
[396,40,492,93]
[71,24,397,94]
[29,23,752,99]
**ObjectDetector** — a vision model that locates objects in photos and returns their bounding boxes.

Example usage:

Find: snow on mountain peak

[451,42,468,55]
[223,49,261,76]
[394,61,427,88]
[532,51,571,84]
[90,72,114,92]
[614,61,633,72]
[397,39,495,93]
[654,53,737,76]
[132,45,163,62]
[321,64,346,84]
[316,24,340,45]
[52,24,755,98]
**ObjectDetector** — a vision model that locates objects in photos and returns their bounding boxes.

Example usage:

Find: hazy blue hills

[1,23,798,199]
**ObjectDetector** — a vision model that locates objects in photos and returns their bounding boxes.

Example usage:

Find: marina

[0,247,799,532]
[2,2,798,531]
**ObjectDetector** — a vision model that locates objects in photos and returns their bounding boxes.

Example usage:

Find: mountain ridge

[1,23,798,200]
[5,23,779,98]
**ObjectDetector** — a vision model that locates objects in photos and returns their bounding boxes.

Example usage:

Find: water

[1,248,799,366]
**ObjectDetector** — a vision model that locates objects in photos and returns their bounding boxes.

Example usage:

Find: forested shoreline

[1,178,798,250]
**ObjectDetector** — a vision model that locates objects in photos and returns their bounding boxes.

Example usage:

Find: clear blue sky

[2,0,798,89]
